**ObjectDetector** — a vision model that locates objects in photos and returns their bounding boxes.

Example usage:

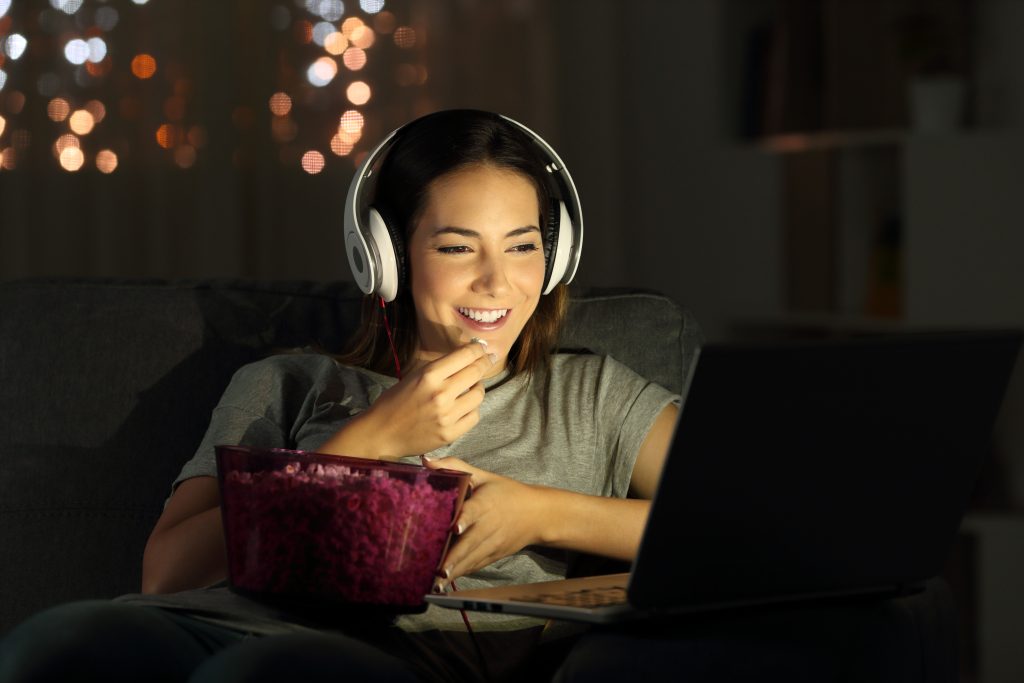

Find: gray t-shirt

[129,351,678,635]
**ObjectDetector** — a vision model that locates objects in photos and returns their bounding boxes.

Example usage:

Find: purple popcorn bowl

[214,445,471,612]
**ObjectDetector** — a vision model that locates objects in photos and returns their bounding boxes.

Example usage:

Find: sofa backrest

[0,278,700,635]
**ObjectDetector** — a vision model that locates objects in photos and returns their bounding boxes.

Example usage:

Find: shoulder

[223,353,395,405]
[547,352,647,384]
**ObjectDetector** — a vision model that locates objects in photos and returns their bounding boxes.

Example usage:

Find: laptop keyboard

[510,585,628,608]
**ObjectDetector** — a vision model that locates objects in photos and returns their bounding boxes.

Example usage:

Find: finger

[422,456,489,486]
[424,341,490,382]
[438,353,497,403]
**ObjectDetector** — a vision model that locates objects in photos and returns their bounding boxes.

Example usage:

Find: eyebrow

[431,225,540,239]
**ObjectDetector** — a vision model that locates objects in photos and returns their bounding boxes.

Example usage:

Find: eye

[509,242,540,253]
[437,245,471,254]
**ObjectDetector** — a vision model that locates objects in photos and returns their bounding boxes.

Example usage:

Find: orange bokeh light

[156,123,181,149]
[84,99,106,123]
[330,133,354,157]
[54,133,80,157]
[346,81,371,106]
[349,25,375,49]
[47,98,71,122]
[301,150,325,174]
[393,26,416,49]
[339,109,364,134]
[324,32,347,56]
[69,110,95,135]
[269,92,292,116]
[341,17,365,38]
[96,149,118,173]
[342,47,367,71]
[131,54,157,79]
[59,146,85,172]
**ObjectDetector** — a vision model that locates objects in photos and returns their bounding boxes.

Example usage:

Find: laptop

[426,329,1022,623]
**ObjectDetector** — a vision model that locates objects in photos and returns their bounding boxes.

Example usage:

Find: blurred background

[1,1,1023,680]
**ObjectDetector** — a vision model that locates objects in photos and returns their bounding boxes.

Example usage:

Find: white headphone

[343,111,583,302]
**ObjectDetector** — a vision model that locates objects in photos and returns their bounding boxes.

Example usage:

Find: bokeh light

[269,91,292,116]
[312,21,335,46]
[95,6,119,30]
[306,57,337,87]
[59,146,85,171]
[301,150,325,174]
[0,114,5,137]
[324,31,347,55]
[156,123,182,149]
[3,34,27,60]
[330,133,354,156]
[0,148,14,170]
[174,145,196,168]
[339,109,364,134]
[84,100,107,123]
[373,11,396,34]
[69,110,95,135]
[131,54,157,79]
[96,149,118,173]
[54,133,80,156]
[0,0,11,19]
[87,37,108,63]
[342,47,366,71]
[346,80,371,105]
[350,25,375,49]
[271,116,298,142]
[360,0,385,14]
[393,26,416,48]
[47,98,71,122]
[64,39,90,65]
[341,17,364,37]
[0,69,7,92]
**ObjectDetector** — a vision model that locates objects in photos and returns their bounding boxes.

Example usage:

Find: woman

[0,110,679,683]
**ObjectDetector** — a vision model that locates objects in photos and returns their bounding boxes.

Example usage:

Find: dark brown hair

[337,110,570,378]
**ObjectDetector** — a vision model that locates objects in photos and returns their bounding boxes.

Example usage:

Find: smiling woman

[0,111,681,683]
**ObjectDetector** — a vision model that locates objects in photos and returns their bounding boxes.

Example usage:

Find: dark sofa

[0,278,958,681]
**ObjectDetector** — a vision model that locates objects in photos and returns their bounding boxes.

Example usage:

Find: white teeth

[458,307,508,324]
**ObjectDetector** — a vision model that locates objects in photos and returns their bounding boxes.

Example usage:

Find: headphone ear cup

[543,200,575,295]
[541,198,561,293]
[366,207,405,302]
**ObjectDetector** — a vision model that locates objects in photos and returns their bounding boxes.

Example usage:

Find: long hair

[337,110,570,378]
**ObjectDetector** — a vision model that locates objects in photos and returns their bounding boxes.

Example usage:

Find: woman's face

[407,163,545,376]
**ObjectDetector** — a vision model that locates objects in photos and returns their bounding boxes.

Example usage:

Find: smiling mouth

[457,307,509,324]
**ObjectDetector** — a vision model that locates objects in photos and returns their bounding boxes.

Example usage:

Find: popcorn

[220,457,463,608]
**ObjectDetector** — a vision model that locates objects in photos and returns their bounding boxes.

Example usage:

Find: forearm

[536,488,650,561]
[141,506,227,594]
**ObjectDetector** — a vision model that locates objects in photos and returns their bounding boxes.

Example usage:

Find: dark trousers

[0,600,420,683]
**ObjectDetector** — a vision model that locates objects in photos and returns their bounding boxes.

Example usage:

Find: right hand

[321,341,496,459]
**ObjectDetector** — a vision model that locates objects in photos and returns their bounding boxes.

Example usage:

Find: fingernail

[441,566,452,579]
[487,353,497,365]
[432,577,448,594]
[470,337,488,348]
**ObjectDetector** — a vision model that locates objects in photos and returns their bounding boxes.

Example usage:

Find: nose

[471,251,511,296]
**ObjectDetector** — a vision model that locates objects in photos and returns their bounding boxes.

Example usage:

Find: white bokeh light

[64,39,90,65]
[0,0,11,19]
[360,0,385,14]
[87,37,108,63]
[4,34,27,60]
[306,57,338,87]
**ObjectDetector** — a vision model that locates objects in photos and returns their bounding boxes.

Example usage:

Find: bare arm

[141,476,227,594]
[427,403,679,579]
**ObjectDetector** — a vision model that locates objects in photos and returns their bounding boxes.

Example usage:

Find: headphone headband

[343,111,584,301]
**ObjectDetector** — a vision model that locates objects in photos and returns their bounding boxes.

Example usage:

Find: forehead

[423,164,540,214]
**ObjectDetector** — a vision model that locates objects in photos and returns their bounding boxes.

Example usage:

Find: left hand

[422,456,547,584]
